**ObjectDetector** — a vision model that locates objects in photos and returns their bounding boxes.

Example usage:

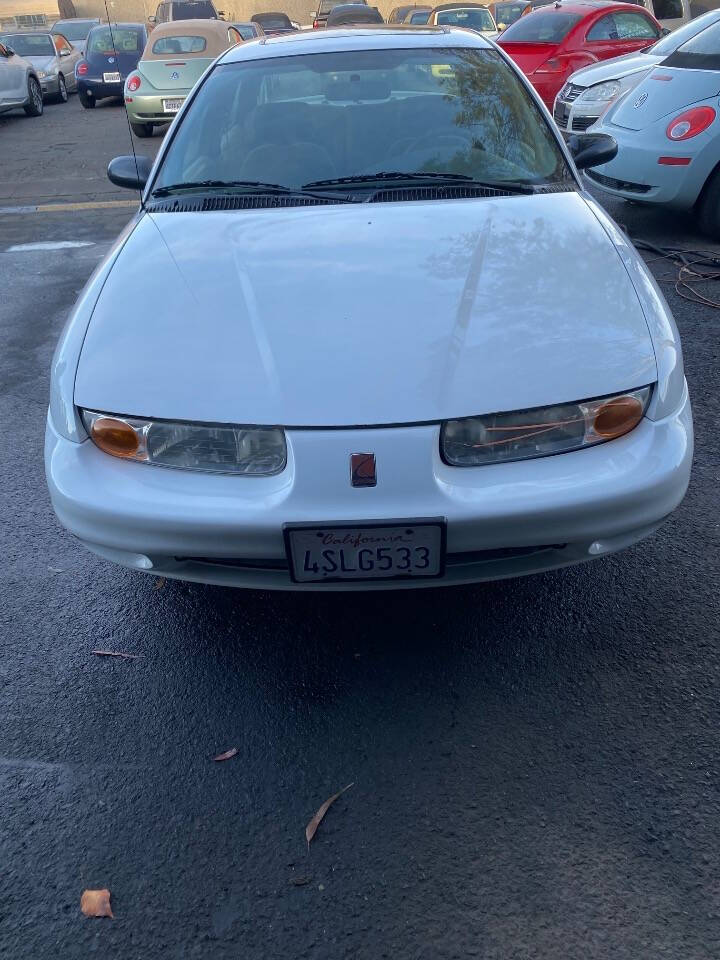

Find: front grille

[586,170,652,194]
[178,544,567,574]
[571,115,597,132]
[563,83,584,103]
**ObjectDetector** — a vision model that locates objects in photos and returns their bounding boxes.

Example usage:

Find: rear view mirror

[107,155,153,190]
[567,133,617,170]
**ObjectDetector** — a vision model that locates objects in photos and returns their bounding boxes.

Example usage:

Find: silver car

[0,31,82,103]
[553,8,720,135]
[0,39,42,116]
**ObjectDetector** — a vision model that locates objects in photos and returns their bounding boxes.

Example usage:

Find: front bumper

[38,73,60,97]
[553,94,602,135]
[124,91,187,124]
[45,385,693,590]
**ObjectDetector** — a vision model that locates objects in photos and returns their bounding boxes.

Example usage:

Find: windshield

[650,10,718,54]
[493,2,525,27]
[53,21,93,41]
[88,28,141,54]
[234,23,257,38]
[171,1,217,17]
[409,9,430,20]
[153,47,570,195]
[152,34,207,53]
[499,11,581,42]
[661,15,720,67]
[255,14,292,27]
[0,33,55,56]
[436,8,496,30]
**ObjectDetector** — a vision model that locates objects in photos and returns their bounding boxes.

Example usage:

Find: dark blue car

[76,22,147,108]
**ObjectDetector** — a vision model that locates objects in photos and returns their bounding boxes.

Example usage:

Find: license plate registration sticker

[162,98,184,113]
[103,72,121,82]
[285,520,446,584]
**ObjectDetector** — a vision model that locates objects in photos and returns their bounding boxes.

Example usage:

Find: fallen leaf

[80,888,113,918]
[305,783,354,846]
[91,650,143,660]
[48,566,65,573]
[213,747,238,762]
[153,578,166,590]
[289,876,312,887]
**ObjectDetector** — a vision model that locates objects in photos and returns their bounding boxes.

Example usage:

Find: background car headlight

[81,411,286,475]
[36,70,47,79]
[579,81,620,104]
[441,387,652,466]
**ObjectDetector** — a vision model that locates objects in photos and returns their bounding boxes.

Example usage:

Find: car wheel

[23,76,43,117]
[78,89,95,109]
[55,74,68,104]
[698,167,720,239]
[130,121,154,138]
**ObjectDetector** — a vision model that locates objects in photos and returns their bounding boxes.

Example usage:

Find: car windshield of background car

[53,22,93,41]
[661,15,720,67]
[88,29,141,54]
[499,11,582,41]
[153,47,571,193]
[493,2,526,27]
[0,34,55,56]
[172,1,217,16]
[436,8,496,29]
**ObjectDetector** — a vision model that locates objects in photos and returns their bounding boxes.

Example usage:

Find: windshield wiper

[151,179,356,202]
[303,171,542,194]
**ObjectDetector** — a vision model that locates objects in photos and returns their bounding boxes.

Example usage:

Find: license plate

[103,72,121,82]
[284,520,446,584]
[162,98,184,113]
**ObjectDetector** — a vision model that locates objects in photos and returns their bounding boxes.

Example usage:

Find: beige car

[124,19,241,137]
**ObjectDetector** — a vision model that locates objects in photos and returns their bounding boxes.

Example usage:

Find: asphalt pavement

[2,96,720,960]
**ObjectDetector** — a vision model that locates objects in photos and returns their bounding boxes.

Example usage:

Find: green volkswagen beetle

[124,19,242,137]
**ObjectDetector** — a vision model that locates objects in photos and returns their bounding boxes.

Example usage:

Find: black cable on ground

[628,234,720,309]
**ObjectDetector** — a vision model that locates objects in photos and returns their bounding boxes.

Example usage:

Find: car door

[0,42,28,103]
[53,33,80,90]
[585,9,660,62]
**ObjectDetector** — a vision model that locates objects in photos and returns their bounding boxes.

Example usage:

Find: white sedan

[45,27,693,590]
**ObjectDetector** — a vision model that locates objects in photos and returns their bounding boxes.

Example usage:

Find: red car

[497,0,662,109]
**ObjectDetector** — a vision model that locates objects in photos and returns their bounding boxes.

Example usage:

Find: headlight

[579,80,620,104]
[36,70,47,78]
[81,411,286,475]
[441,387,652,467]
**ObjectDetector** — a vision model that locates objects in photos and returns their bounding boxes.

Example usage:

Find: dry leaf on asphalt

[80,888,113,918]
[305,783,354,846]
[153,578,166,590]
[213,747,238,762]
[290,876,312,887]
[91,650,143,660]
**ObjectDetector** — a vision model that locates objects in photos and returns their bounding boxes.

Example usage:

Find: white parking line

[5,241,95,252]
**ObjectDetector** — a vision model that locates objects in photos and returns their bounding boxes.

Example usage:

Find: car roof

[529,0,644,8]
[88,22,146,29]
[0,30,54,36]
[251,11,292,17]
[430,2,492,8]
[52,18,100,25]
[221,24,491,62]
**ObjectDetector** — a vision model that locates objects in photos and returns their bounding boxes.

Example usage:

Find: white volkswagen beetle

[45,27,693,589]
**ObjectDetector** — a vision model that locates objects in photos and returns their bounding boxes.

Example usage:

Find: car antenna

[103,0,145,208]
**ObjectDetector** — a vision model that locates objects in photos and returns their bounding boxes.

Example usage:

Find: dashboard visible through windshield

[153,47,571,196]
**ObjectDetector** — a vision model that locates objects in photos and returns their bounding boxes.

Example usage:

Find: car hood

[75,193,657,426]
[27,54,57,70]
[568,51,660,88]
[608,65,720,130]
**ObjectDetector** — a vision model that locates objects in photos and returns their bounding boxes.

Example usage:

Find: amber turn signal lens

[593,395,643,439]
[91,417,139,458]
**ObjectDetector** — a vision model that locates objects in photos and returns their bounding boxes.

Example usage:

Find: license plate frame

[162,98,184,113]
[103,71,121,83]
[284,518,447,585]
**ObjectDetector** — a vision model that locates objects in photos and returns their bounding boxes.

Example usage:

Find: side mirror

[107,155,153,190]
[60,48,71,56]
[148,14,157,22]
[660,26,671,35]
[568,132,617,170]
[5,45,15,56]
